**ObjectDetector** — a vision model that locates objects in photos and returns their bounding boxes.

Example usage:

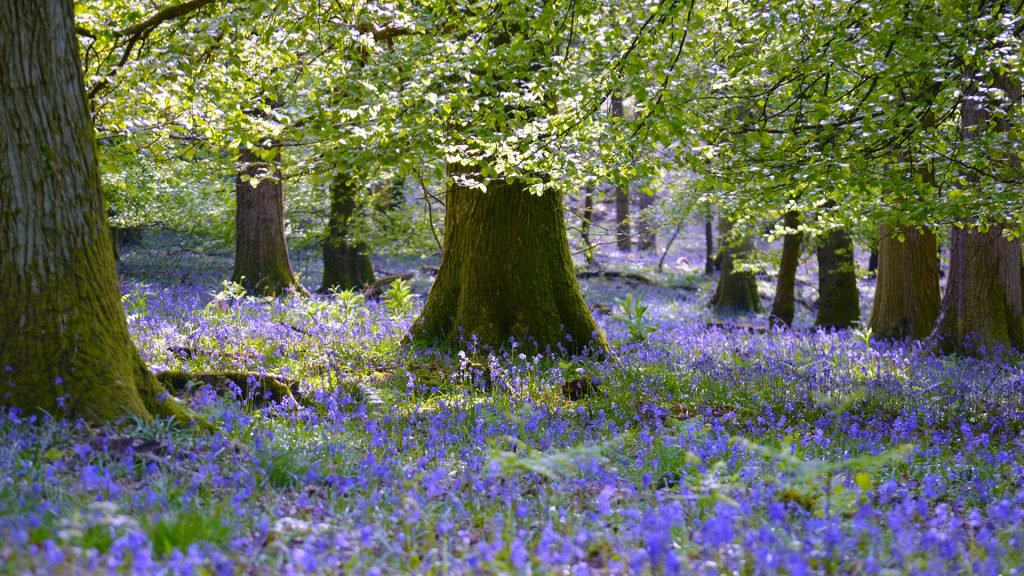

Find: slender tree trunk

[636,191,656,251]
[815,228,860,329]
[410,166,608,353]
[770,211,803,328]
[320,174,375,292]
[614,187,630,251]
[610,96,631,252]
[704,212,715,275]
[712,220,761,314]
[0,0,187,423]
[930,67,1023,354]
[867,248,878,277]
[232,147,301,296]
[580,186,595,267]
[869,225,940,340]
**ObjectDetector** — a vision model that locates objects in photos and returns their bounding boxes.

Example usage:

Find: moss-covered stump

[155,371,299,408]
[409,166,608,355]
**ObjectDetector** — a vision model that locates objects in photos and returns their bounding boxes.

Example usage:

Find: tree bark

[320,174,374,292]
[711,220,761,314]
[579,186,595,267]
[815,228,860,329]
[610,96,631,252]
[0,0,187,423]
[869,225,940,341]
[930,66,1023,354]
[931,227,1022,354]
[867,248,878,277]
[769,211,803,328]
[232,147,301,296]
[636,191,656,251]
[410,166,608,353]
[704,212,715,275]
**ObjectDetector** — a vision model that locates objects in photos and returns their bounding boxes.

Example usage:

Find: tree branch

[114,0,220,38]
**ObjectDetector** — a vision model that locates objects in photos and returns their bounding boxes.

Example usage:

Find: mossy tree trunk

[410,166,608,353]
[931,227,1022,353]
[815,228,860,329]
[930,67,1023,354]
[770,211,804,328]
[869,225,940,341]
[320,174,374,292]
[232,146,301,296]
[0,0,187,424]
[712,220,761,314]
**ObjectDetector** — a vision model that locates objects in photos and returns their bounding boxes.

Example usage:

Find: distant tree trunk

[232,147,301,296]
[770,211,803,328]
[610,96,631,252]
[869,225,940,341]
[712,220,761,314]
[613,188,630,251]
[704,213,715,275]
[580,187,595,267]
[0,0,187,423]
[867,248,878,277]
[930,67,1023,354]
[320,174,375,292]
[410,166,608,353]
[815,229,860,329]
[636,191,656,251]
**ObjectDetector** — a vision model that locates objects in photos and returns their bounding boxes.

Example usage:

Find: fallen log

[155,371,300,407]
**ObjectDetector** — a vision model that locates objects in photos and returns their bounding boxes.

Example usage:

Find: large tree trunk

[320,174,374,292]
[232,147,301,296]
[815,229,860,329]
[0,0,186,423]
[931,228,1022,353]
[636,191,656,251]
[410,166,608,353]
[869,225,940,341]
[711,220,761,314]
[769,211,803,328]
[930,65,1023,354]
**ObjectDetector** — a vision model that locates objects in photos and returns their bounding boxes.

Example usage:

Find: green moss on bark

[0,1,191,425]
[410,167,608,354]
[815,228,860,329]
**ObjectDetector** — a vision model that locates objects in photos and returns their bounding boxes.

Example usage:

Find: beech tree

[815,228,860,330]
[1,0,187,423]
[931,67,1023,353]
[769,211,804,328]
[869,224,940,340]
[232,145,302,295]
[320,174,375,292]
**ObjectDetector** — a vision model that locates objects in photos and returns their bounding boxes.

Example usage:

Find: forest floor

[2,230,1021,575]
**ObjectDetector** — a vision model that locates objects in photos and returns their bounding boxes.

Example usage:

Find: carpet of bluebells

[3,247,1024,575]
